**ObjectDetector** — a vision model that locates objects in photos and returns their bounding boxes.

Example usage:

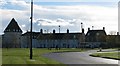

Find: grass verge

[2,48,85,64]
[90,52,120,60]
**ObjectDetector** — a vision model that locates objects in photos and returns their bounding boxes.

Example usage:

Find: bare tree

[109,31,117,35]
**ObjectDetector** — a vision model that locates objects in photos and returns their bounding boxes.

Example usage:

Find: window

[88,33,90,36]
[74,35,76,38]
[16,29,18,32]
[13,29,15,32]
[96,33,99,36]
[6,29,9,31]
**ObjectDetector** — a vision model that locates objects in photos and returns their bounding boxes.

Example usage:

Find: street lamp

[30,0,33,59]
[81,22,83,31]
[58,25,60,49]
[92,26,94,30]
[59,25,60,33]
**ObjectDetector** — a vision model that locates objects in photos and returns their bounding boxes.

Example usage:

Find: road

[43,49,119,65]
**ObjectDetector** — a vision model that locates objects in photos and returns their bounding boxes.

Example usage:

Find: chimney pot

[117,32,119,35]
[67,29,69,33]
[40,29,43,34]
[82,28,84,33]
[53,29,55,34]
[88,28,90,31]
[103,27,105,30]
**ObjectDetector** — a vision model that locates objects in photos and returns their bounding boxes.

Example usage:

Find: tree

[109,31,116,35]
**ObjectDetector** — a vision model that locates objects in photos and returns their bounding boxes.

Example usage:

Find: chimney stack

[40,29,43,34]
[67,29,69,33]
[53,29,55,34]
[103,27,105,30]
[88,28,90,31]
[82,28,84,33]
[117,32,119,35]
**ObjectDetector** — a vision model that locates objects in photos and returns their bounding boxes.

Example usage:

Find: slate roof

[21,32,40,39]
[85,30,107,42]
[37,33,84,40]
[107,35,120,39]
[4,18,22,33]
[86,30,106,36]
[22,31,84,40]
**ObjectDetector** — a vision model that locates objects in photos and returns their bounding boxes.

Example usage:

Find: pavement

[43,49,119,65]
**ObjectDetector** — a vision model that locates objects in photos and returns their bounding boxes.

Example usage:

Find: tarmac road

[43,49,119,65]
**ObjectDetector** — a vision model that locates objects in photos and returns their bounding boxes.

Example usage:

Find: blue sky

[0,0,119,35]
[34,2,116,6]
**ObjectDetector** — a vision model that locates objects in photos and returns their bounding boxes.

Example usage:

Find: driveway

[43,49,119,65]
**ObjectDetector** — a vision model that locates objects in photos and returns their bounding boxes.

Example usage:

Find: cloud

[0,0,7,6]
[9,0,30,10]
[21,24,26,27]
[34,5,118,33]
[1,0,118,34]
[36,18,74,27]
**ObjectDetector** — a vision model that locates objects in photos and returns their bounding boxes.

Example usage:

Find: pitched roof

[85,30,107,42]
[22,31,84,40]
[4,18,22,33]
[86,30,106,36]
[21,32,40,39]
[37,33,83,40]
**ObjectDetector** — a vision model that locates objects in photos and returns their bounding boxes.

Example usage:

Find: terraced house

[2,18,120,48]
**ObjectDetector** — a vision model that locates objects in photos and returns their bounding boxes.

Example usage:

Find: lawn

[0,48,2,66]
[90,52,120,60]
[2,48,85,64]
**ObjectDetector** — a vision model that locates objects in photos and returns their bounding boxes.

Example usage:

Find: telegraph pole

[30,0,33,59]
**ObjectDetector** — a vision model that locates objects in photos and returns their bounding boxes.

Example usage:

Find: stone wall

[3,32,22,48]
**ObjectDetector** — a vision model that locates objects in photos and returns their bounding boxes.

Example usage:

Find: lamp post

[81,22,83,31]
[58,25,60,49]
[30,0,33,59]
[92,26,94,30]
[59,25,60,33]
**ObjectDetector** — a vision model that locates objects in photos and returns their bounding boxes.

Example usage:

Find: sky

[0,0,119,35]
